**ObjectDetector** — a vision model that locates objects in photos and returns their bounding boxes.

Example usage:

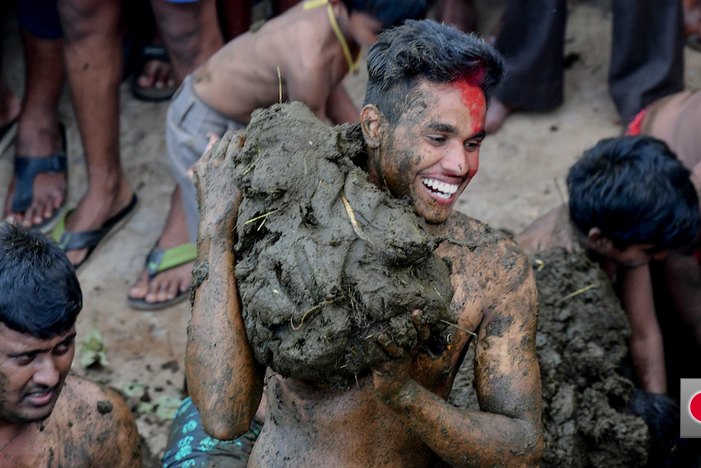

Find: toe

[23,201,41,227]
[165,280,180,301]
[145,277,163,303]
[156,280,171,303]
[129,270,151,300]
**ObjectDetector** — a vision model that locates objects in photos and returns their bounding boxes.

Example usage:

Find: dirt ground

[1,0,700,464]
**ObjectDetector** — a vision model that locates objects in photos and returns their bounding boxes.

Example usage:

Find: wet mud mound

[232,102,455,387]
[450,248,649,467]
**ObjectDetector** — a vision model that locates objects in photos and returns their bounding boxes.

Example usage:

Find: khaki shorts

[167,74,246,242]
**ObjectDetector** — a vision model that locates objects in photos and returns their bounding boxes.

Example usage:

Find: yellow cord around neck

[303,0,360,73]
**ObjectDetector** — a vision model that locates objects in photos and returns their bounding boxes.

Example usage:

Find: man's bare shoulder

[438,211,520,267]
[52,375,142,467]
[437,211,534,312]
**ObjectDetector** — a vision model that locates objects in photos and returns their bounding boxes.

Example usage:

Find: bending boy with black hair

[186,20,543,467]
[128,0,427,310]
[518,135,701,395]
[0,222,141,467]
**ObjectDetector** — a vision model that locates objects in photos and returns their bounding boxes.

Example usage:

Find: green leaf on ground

[80,327,109,368]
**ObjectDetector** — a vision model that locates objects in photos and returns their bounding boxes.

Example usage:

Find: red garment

[625,107,648,136]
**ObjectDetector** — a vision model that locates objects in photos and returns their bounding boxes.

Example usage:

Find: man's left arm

[373,249,543,468]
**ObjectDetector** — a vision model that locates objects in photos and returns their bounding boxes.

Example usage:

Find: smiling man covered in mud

[0,222,141,467]
[186,20,543,468]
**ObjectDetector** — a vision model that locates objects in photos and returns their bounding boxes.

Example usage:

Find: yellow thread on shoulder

[303,0,328,9]
[303,0,361,73]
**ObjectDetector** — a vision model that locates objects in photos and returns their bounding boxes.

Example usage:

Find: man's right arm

[618,264,667,394]
[185,132,265,440]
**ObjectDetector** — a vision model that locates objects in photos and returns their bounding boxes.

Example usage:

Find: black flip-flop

[131,44,177,102]
[11,124,69,233]
[52,194,139,271]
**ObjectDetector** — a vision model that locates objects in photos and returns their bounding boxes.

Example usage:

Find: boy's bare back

[192,3,351,123]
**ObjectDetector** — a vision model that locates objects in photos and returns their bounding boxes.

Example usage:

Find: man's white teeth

[422,178,458,195]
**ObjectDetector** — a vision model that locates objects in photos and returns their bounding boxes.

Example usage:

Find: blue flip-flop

[11,124,68,233]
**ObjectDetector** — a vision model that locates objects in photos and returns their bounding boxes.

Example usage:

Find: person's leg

[128,0,223,306]
[435,0,477,33]
[4,30,66,228]
[609,0,684,125]
[150,0,224,85]
[57,0,134,266]
[486,0,567,133]
[129,186,193,305]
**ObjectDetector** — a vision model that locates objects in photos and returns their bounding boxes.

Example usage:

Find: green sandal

[127,242,197,311]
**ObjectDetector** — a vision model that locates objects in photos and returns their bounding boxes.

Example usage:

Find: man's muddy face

[377,80,486,224]
[0,324,75,423]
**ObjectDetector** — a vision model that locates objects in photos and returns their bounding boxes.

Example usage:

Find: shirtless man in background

[518,91,701,399]
[0,222,141,467]
[186,20,543,467]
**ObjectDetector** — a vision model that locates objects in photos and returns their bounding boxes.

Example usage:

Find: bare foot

[136,57,175,92]
[4,110,66,228]
[485,98,513,134]
[62,176,134,266]
[129,189,193,307]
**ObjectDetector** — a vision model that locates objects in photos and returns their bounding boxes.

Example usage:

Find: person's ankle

[87,171,132,201]
[16,112,61,156]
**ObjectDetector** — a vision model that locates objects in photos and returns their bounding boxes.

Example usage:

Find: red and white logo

[689,391,701,423]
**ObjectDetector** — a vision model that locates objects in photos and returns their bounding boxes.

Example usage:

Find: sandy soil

[1,0,700,463]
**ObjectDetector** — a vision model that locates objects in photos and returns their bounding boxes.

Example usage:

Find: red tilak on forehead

[451,78,485,121]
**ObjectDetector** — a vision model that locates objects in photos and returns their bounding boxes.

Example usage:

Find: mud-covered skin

[0,375,141,467]
[187,82,543,466]
[248,215,543,468]
[452,249,651,467]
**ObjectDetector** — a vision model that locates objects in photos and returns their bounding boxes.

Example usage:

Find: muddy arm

[185,133,265,440]
[375,249,543,467]
[618,264,667,393]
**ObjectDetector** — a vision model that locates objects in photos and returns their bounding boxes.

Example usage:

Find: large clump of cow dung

[231,102,455,387]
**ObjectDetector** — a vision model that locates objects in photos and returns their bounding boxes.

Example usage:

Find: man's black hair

[341,0,426,28]
[0,223,82,338]
[567,136,700,250]
[364,19,504,125]
[629,390,701,468]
